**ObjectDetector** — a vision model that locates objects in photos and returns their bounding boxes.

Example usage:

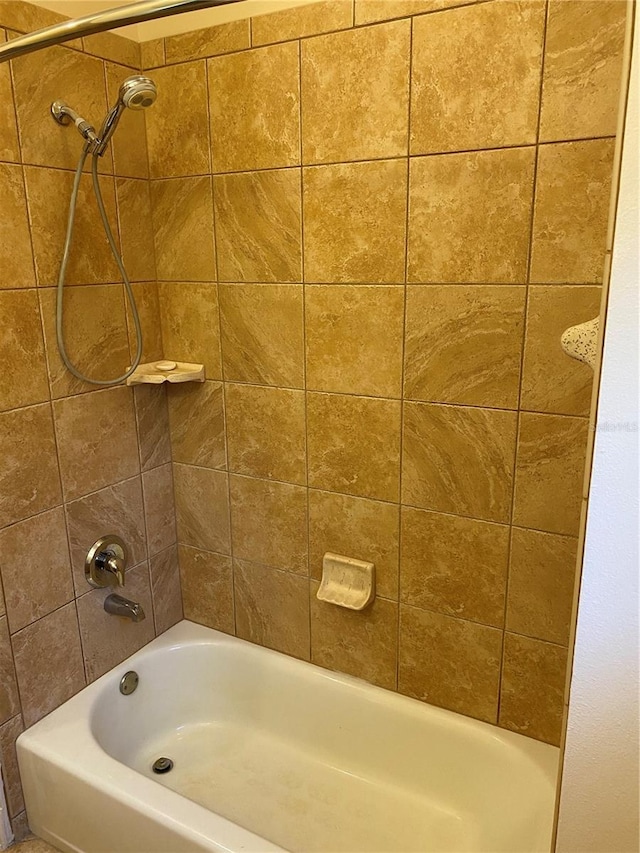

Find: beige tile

[0,508,74,634]
[0,290,49,412]
[411,1,544,155]
[530,140,615,284]
[304,160,407,283]
[402,402,517,523]
[513,412,590,536]
[219,283,304,387]
[307,392,402,501]
[0,1,81,33]
[499,632,567,745]
[150,546,183,634]
[168,381,226,468]
[39,285,130,398]
[521,286,601,416]
[53,386,139,501]
[0,618,20,724]
[140,37,165,69]
[0,32,19,162]
[399,605,502,723]
[179,545,234,634]
[507,527,578,646]
[0,163,35,288]
[252,1,352,45]
[214,169,302,283]
[134,385,172,471]
[309,489,399,600]
[400,508,509,627]
[230,475,308,573]
[142,464,177,556]
[164,20,249,62]
[306,285,405,397]
[355,0,469,25]
[404,285,525,408]
[76,563,154,682]
[0,714,24,817]
[105,62,148,179]
[540,0,627,142]
[302,20,410,164]
[127,282,164,364]
[151,176,216,281]
[146,62,210,178]
[234,559,310,659]
[310,586,398,689]
[82,30,140,66]
[12,602,86,726]
[208,42,300,172]
[115,178,157,281]
[0,404,61,529]
[409,148,535,283]
[65,476,147,595]
[225,384,306,485]
[158,283,222,378]
[174,464,231,554]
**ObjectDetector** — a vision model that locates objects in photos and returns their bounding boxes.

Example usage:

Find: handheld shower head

[119,75,157,110]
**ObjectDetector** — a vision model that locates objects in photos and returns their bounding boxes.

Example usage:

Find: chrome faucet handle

[97,551,126,587]
[85,535,127,589]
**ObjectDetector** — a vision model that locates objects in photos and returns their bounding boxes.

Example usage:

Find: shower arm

[0,0,244,63]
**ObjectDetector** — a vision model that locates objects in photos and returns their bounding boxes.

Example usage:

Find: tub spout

[104,593,145,622]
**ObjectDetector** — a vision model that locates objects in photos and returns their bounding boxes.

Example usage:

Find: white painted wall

[555,15,639,853]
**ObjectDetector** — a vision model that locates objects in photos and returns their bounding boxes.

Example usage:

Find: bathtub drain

[152,757,174,774]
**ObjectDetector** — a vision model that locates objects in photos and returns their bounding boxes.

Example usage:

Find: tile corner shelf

[560,317,599,371]
[126,360,205,386]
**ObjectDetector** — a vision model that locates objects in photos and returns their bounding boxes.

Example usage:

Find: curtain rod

[0,0,245,62]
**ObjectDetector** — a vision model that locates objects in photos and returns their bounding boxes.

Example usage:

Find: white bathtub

[17,621,558,853]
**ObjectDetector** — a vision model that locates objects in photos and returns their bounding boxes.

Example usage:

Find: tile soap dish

[317,552,375,611]
[126,360,205,386]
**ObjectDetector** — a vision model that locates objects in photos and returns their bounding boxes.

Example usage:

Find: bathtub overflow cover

[119,671,139,695]
[152,757,174,774]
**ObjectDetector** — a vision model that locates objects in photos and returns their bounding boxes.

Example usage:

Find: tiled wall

[143,0,627,747]
[0,4,182,837]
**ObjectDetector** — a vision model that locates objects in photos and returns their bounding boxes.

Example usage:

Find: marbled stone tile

[142,464,177,556]
[0,290,49,412]
[310,585,398,689]
[140,37,165,69]
[230,475,308,574]
[0,32,19,162]
[308,489,399,600]
[76,563,155,682]
[499,632,567,745]
[305,285,405,397]
[65,476,147,595]
[0,1,82,33]
[12,602,86,726]
[127,282,164,364]
[507,527,578,646]
[214,169,302,283]
[400,508,509,627]
[105,62,148,179]
[168,381,226,469]
[513,412,590,536]
[0,508,74,634]
[149,546,183,634]
[0,162,35,288]
[0,404,61,529]
[219,283,304,388]
[354,0,470,25]
[408,148,535,283]
[13,836,58,852]
[404,285,526,409]
[252,1,352,45]
[0,714,24,817]
[164,19,249,62]
[402,402,517,523]
[151,176,216,281]
[173,464,231,554]
[0,618,20,724]
[134,385,171,471]
[53,386,140,502]
[39,285,130,398]
[399,605,502,723]
[158,283,222,379]
[521,286,601,416]
[302,20,410,164]
[82,30,140,66]
[225,384,306,485]
[146,61,210,178]
[411,1,544,155]
[234,559,310,660]
[115,178,157,281]
[530,139,615,284]
[303,160,407,283]
[179,545,234,634]
[208,42,300,172]
[307,392,402,502]
[24,167,120,286]
[540,0,626,142]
